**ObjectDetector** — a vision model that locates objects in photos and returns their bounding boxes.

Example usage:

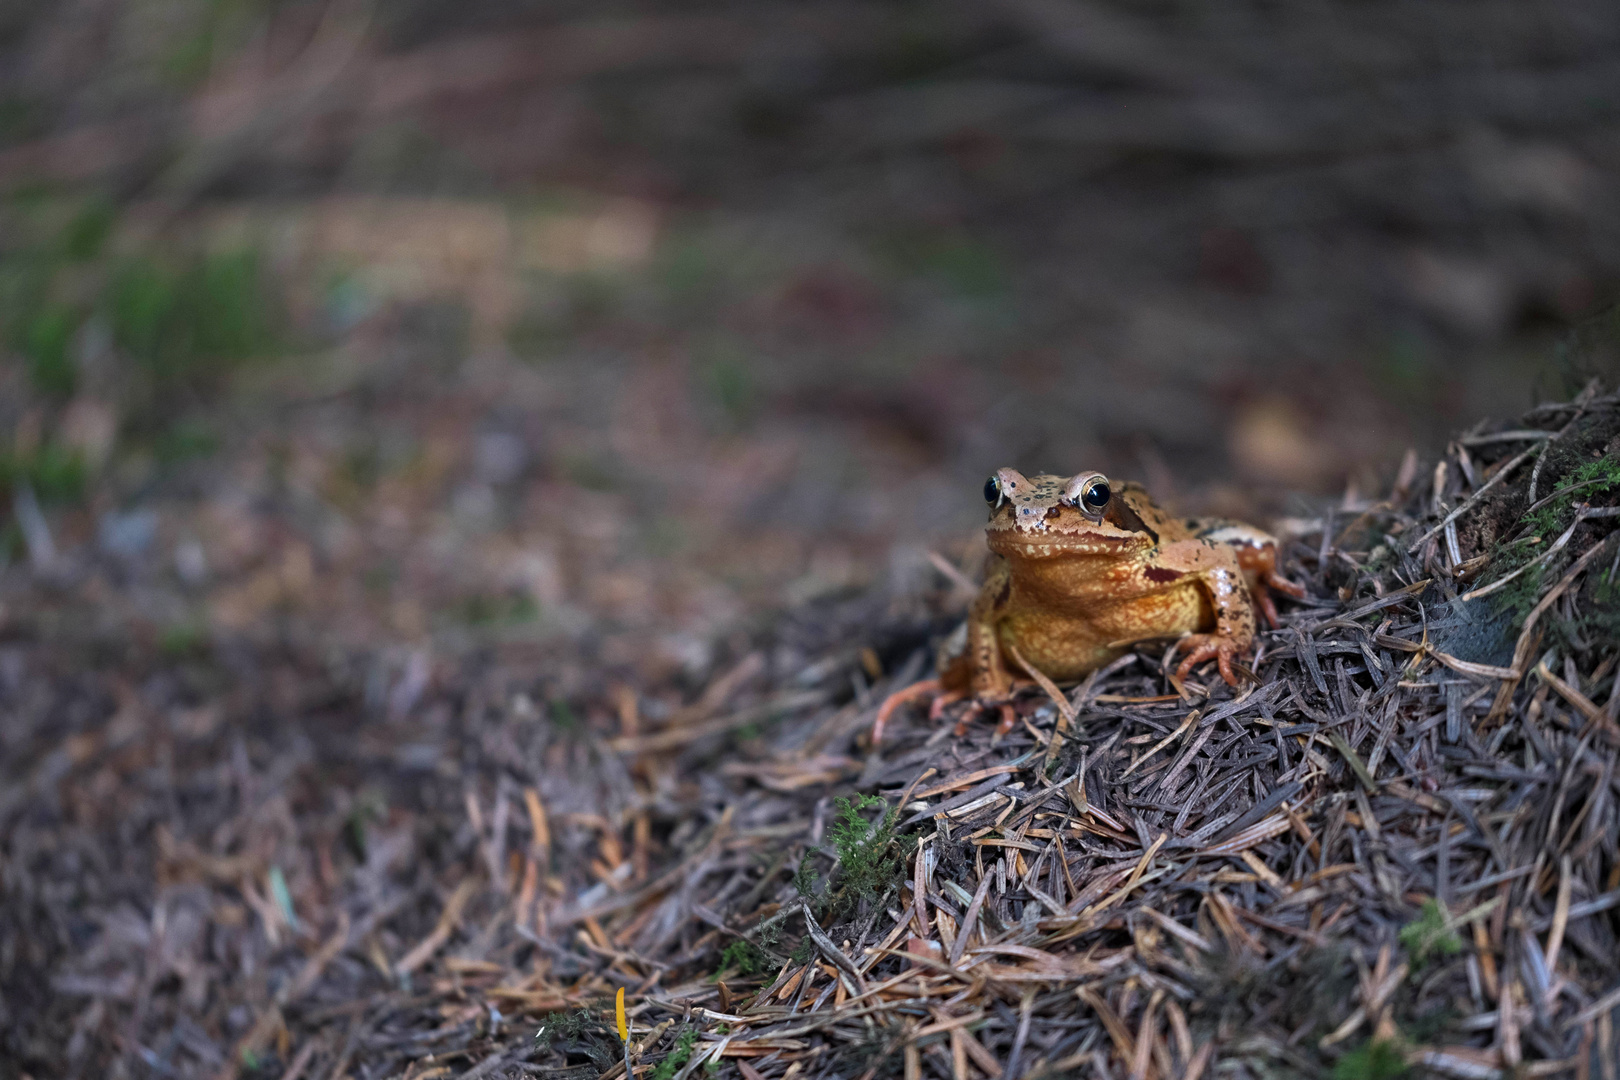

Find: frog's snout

[1014,505,1050,530]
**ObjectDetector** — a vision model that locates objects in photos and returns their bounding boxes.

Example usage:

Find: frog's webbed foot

[1223,535,1308,629]
[1253,570,1307,629]
[1255,587,1283,630]
[872,679,971,745]
[951,699,1019,741]
[1265,569,1307,600]
[1173,634,1247,688]
[872,679,938,746]
[872,677,1026,745]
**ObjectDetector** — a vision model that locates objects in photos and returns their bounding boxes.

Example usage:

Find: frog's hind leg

[1152,541,1254,689]
[1193,521,1306,629]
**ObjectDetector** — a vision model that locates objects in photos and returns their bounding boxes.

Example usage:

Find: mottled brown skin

[872,468,1304,743]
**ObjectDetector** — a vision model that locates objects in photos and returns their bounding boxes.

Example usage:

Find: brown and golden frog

[873,468,1305,743]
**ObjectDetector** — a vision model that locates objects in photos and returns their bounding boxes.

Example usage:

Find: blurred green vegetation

[699,350,758,432]
[0,441,87,505]
[160,0,269,88]
[876,227,1006,300]
[458,591,540,627]
[0,192,282,506]
[109,248,273,391]
[158,620,212,659]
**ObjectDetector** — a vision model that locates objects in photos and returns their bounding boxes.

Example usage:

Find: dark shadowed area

[1,2,1619,1078]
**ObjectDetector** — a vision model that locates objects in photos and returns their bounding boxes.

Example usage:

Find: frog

[872,468,1305,743]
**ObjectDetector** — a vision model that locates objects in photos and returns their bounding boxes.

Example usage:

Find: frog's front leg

[1158,541,1257,687]
[937,561,1019,739]
[966,560,1016,701]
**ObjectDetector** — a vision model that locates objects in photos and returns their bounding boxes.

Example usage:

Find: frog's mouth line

[987,532,1134,556]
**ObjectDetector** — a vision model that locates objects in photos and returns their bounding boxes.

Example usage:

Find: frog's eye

[1079,479,1110,512]
[983,476,1001,505]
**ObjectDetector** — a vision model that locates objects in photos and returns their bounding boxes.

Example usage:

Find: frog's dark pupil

[1084,482,1110,509]
[983,477,1000,504]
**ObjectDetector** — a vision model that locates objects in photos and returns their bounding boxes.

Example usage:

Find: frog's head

[982,468,1156,557]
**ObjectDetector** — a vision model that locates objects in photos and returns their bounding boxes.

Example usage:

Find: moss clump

[1475,444,1620,632]
[1398,899,1462,969]
[1521,454,1620,540]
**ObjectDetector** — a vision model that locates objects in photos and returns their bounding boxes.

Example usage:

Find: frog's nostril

[1045,507,1061,519]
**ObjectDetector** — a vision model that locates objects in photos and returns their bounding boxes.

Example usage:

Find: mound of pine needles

[6,384,1620,1079]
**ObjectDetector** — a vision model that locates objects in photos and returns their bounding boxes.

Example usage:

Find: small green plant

[818,793,914,920]
[878,228,1005,299]
[1398,899,1462,968]
[649,1028,698,1080]
[60,199,115,261]
[1472,448,1620,626]
[1332,1038,1408,1080]
[1576,565,1620,653]
[717,939,769,976]
[160,0,265,87]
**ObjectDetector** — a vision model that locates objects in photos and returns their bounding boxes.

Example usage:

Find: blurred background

[2,0,1619,682]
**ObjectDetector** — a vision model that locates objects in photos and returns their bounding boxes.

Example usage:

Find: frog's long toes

[1173,639,1221,682]
[994,703,1018,738]
[872,678,940,746]
[1265,570,1307,600]
[1257,591,1282,629]
[928,690,966,723]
